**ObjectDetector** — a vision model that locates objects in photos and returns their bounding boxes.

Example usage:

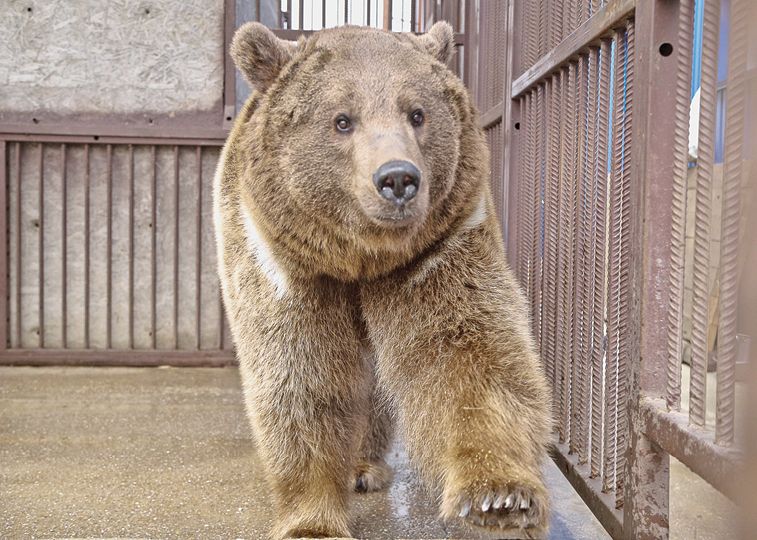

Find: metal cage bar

[666,0,694,412]
[715,0,747,446]
[689,0,721,428]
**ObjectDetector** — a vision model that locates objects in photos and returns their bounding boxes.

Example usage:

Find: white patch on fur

[461,193,487,230]
[241,206,289,298]
[409,253,444,287]
[410,194,487,287]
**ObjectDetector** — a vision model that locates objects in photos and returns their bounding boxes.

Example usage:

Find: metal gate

[467,0,750,537]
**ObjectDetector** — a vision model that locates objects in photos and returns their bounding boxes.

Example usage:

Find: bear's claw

[447,483,547,533]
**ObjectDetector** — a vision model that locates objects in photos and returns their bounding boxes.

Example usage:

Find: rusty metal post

[623,0,683,536]
[0,142,6,350]
[690,0,721,429]
[716,0,748,447]
[666,0,694,412]
[383,0,392,30]
[506,0,524,269]
[463,0,480,101]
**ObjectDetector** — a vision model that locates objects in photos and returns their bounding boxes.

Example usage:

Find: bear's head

[230,22,486,278]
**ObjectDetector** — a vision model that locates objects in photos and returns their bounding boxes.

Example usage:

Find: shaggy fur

[214,21,552,539]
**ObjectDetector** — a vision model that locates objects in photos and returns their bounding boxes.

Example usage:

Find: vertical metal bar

[690,0,721,428]
[590,0,601,17]
[557,64,577,444]
[410,0,416,31]
[537,0,546,57]
[15,143,21,348]
[223,0,236,126]
[173,145,180,349]
[38,144,44,348]
[527,88,536,301]
[0,142,7,350]
[106,144,112,349]
[590,39,611,479]
[84,144,90,348]
[615,21,633,508]
[667,0,695,412]
[345,0,349,25]
[524,0,536,69]
[383,0,392,30]
[572,52,591,463]
[501,0,517,251]
[584,49,600,469]
[514,95,525,284]
[61,144,67,348]
[564,0,576,38]
[541,73,561,405]
[566,55,586,459]
[579,0,590,26]
[196,146,203,350]
[603,30,625,494]
[367,0,371,27]
[219,293,225,350]
[479,1,489,108]
[519,93,533,290]
[128,144,134,350]
[525,91,536,318]
[151,145,157,349]
[548,0,565,54]
[531,84,544,344]
[322,0,326,28]
[716,0,747,446]
[299,0,305,29]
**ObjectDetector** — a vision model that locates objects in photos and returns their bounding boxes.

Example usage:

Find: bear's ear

[231,22,299,92]
[417,21,454,64]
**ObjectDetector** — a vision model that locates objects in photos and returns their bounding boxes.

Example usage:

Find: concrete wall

[1,0,224,115]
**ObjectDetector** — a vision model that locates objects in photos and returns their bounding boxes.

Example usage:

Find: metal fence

[480,0,749,537]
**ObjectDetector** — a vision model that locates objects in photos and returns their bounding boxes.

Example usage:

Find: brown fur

[214,21,552,539]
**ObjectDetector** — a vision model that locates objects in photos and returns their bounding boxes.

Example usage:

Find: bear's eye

[410,109,425,127]
[335,114,353,133]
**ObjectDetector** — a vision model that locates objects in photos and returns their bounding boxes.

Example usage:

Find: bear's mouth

[369,207,421,229]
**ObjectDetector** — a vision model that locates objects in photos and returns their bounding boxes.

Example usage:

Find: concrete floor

[0,366,609,539]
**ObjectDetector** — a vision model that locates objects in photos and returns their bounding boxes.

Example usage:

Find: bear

[213,20,552,539]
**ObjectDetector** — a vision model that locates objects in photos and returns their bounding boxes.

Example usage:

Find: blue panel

[692,0,704,97]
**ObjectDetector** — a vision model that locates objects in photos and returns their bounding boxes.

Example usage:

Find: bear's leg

[354,381,393,493]
[360,223,552,535]
[234,279,369,539]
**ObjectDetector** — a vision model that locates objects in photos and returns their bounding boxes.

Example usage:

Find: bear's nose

[372,160,421,205]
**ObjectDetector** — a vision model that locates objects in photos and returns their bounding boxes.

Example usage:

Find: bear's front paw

[353,458,392,493]
[442,479,549,536]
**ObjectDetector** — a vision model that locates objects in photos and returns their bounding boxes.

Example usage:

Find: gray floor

[0,366,736,539]
[0,366,608,539]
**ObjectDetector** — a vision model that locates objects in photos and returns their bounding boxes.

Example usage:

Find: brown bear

[213,20,552,539]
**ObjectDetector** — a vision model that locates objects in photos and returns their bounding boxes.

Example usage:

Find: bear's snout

[372,160,421,206]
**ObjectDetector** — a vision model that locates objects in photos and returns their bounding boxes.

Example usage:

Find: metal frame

[497,0,747,537]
